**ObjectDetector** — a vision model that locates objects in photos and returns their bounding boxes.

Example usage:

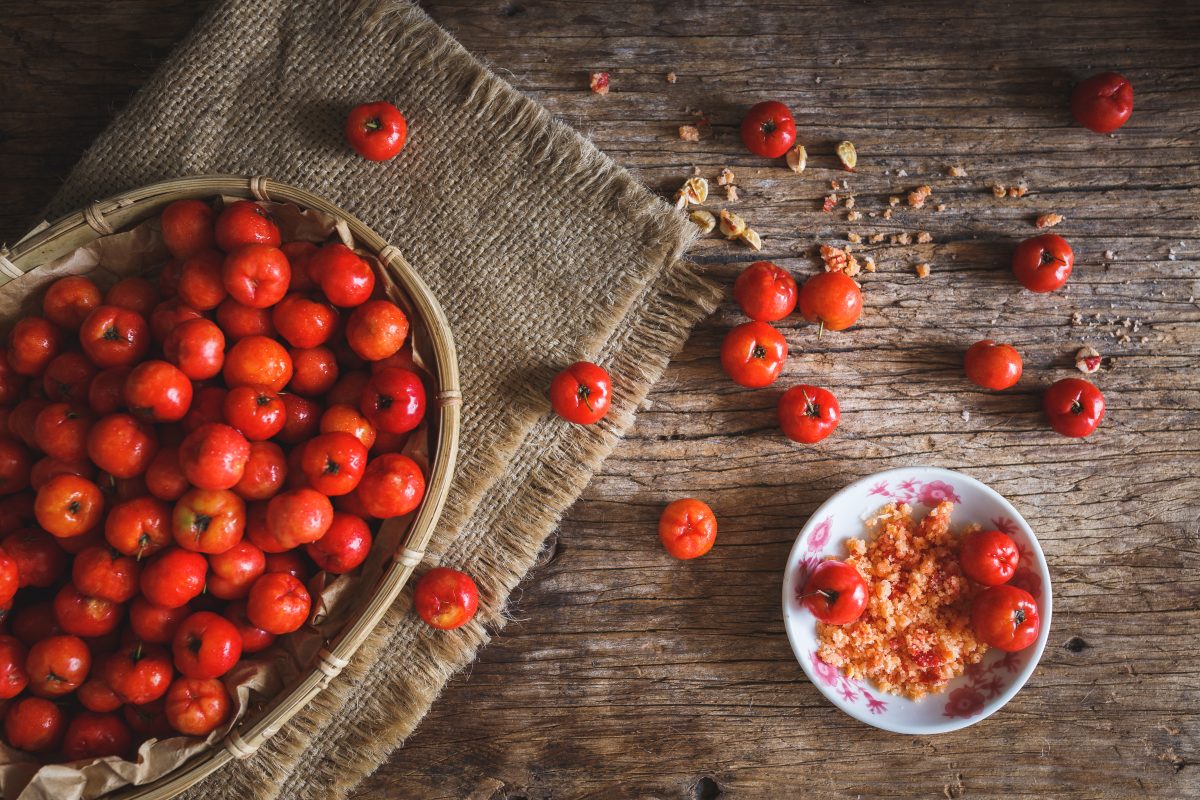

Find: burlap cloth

[42,1,721,797]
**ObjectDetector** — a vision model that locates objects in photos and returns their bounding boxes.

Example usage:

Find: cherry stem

[817,320,825,340]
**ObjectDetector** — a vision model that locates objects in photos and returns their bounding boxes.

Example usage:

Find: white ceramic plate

[781,466,1052,734]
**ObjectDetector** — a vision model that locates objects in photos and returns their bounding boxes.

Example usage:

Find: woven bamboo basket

[0,175,461,799]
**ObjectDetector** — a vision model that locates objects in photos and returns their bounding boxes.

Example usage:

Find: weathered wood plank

[1,1,1197,798]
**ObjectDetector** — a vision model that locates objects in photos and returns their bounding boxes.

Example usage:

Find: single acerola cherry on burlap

[413,567,479,630]
[346,101,408,161]
[549,361,611,425]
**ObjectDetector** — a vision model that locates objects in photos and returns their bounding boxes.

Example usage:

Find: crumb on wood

[936,203,947,212]
[961,409,970,423]
[678,125,701,142]
[915,262,931,278]
[908,185,933,208]
[992,184,1007,198]
[863,256,876,272]
[820,243,861,276]
[948,165,967,177]
[888,196,901,207]
[1104,249,1117,260]
[844,195,856,210]
[917,231,933,244]
[719,209,746,238]
[883,208,894,220]
[847,210,862,222]
[665,71,677,84]
[589,72,610,95]
[823,194,839,212]
[869,233,884,243]
[717,167,735,186]
[725,184,740,201]
[786,144,807,173]
[847,232,862,243]
[1036,213,1064,229]
[1075,345,1103,374]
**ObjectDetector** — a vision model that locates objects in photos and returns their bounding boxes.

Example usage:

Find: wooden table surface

[3,2,1199,798]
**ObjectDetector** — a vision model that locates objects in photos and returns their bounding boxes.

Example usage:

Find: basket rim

[5,175,461,800]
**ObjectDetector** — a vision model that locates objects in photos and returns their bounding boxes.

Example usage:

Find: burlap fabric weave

[44,1,720,798]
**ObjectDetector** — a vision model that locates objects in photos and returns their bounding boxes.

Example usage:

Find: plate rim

[781,465,1053,735]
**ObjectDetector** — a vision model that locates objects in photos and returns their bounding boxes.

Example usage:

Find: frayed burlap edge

[40,1,723,797]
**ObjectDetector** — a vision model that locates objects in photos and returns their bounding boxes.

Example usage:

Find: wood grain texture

[2,1,1198,798]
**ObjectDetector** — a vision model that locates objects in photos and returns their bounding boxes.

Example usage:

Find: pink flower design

[991,516,1019,536]
[981,676,1004,698]
[917,480,961,506]
[810,652,840,686]
[795,555,820,592]
[1010,568,1042,599]
[863,691,888,714]
[807,517,832,553]
[896,479,920,501]
[839,685,858,702]
[943,686,986,719]
[868,481,890,497]
[963,660,988,680]
[996,651,1024,673]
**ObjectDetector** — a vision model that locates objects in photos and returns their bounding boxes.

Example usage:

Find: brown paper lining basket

[0,175,461,799]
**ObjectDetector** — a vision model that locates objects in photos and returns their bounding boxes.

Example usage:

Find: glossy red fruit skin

[173,488,246,554]
[161,199,217,259]
[172,611,243,679]
[277,393,323,445]
[1070,72,1133,133]
[287,346,340,397]
[361,367,426,434]
[177,249,228,310]
[164,676,232,736]
[225,600,276,653]
[298,432,367,496]
[2,528,68,587]
[0,635,28,699]
[266,488,334,548]
[801,560,868,624]
[310,243,376,307]
[62,711,134,762]
[216,297,275,340]
[778,385,841,444]
[30,457,95,493]
[72,544,140,603]
[179,423,251,490]
[797,271,863,331]
[182,386,228,434]
[207,540,267,600]
[129,596,188,644]
[163,318,226,381]
[720,321,787,388]
[149,299,204,343]
[214,200,281,252]
[964,340,1023,390]
[224,335,293,392]
[246,572,311,634]
[77,678,124,713]
[739,100,797,159]
[413,567,479,630]
[88,367,131,415]
[103,643,173,704]
[281,241,319,292]
[222,244,291,308]
[233,441,287,502]
[43,276,103,331]
[320,404,377,450]
[346,101,408,161]
[5,696,66,753]
[0,551,17,606]
[105,277,161,317]
[8,317,64,376]
[123,360,194,423]
[971,584,1040,652]
[52,583,120,638]
[144,447,190,503]
[345,300,409,361]
[548,361,610,425]
[1012,234,1074,293]
[104,495,173,560]
[222,385,286,441]
[355,453,425,519]
[657,498,718,560]
[87,413,158,478]
[0,438,32,496]
[306,512,372,574]
[1044,378,1106,438]
[34,473,104,538]
[43,351,98,403]
[25,634,91,697]
[271,294,338,349]
[79,306,150,368]
[140,548,208,608]
[959,529,1021,587]
[0,348,28,405]
[34,402,94,461]
[733,261,797,322]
